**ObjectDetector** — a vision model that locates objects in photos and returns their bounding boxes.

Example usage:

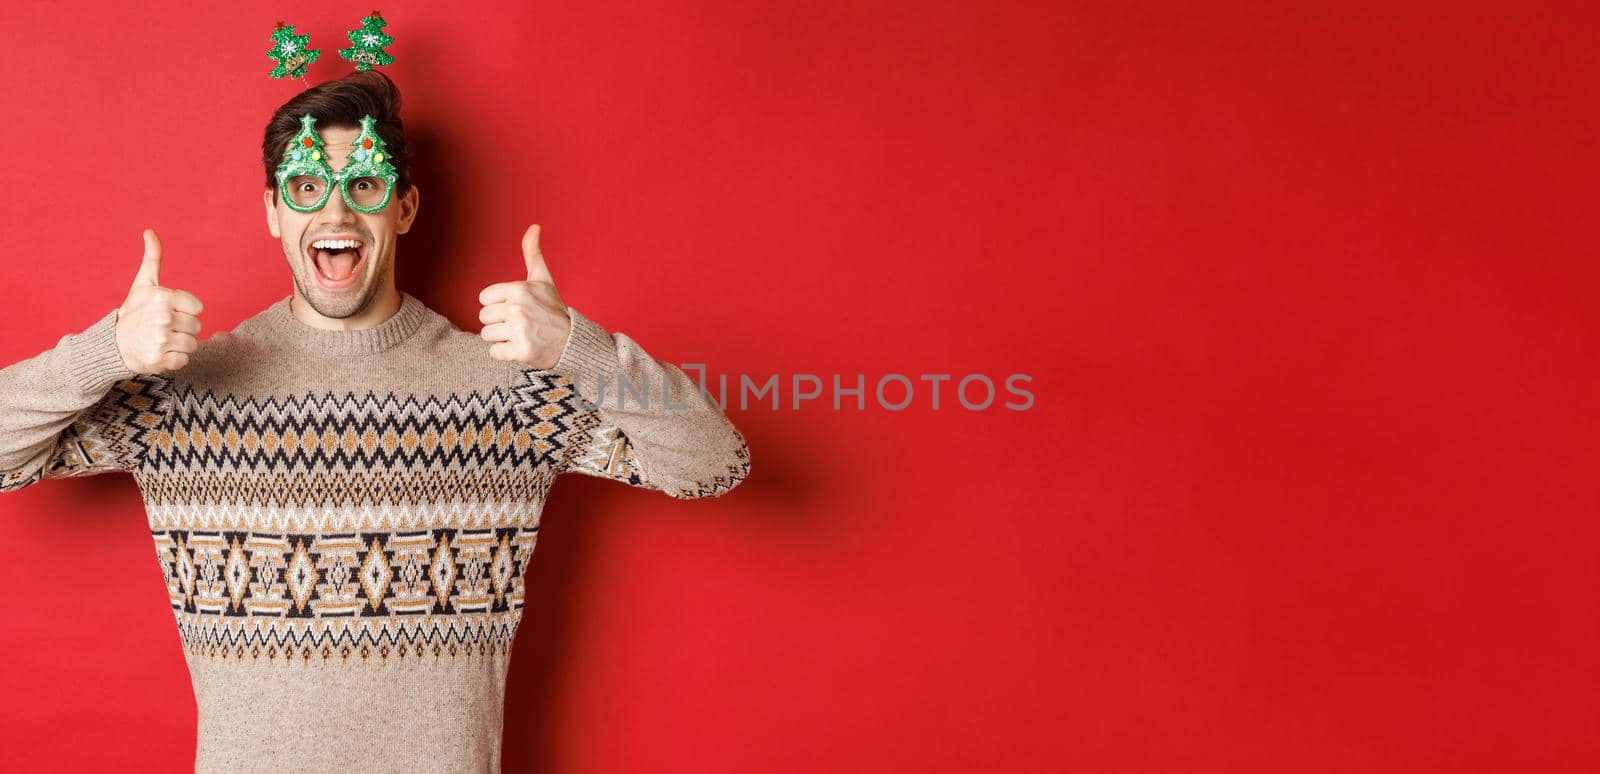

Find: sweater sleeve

[508,306,750,499]
[0,307,171,493]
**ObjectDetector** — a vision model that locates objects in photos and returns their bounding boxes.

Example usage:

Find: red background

[1,1,1595,771]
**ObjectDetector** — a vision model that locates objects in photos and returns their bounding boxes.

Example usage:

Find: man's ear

[263,188,281,238]
[396,184,420,235]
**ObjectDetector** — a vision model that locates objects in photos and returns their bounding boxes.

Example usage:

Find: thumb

[134,228,162,287]
[523,224,553,284]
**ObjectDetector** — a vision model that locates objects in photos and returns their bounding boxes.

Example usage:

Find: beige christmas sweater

[0,291,750,772]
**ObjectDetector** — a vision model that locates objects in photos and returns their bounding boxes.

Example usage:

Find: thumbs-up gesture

[479,224,573,369]
[115,229,205,374]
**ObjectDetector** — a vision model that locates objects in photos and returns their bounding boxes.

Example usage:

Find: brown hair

[262,70,413,201]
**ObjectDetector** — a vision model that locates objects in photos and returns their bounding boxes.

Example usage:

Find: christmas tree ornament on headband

[339,11,395,70]
[267,22,320,84]
[268,12,399,214]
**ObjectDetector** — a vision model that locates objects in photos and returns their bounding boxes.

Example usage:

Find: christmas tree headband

[268,11,399,214]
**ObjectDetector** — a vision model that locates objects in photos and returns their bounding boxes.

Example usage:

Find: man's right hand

[115,229,204,374]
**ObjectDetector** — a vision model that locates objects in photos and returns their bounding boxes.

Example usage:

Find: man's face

[263,124,419,319]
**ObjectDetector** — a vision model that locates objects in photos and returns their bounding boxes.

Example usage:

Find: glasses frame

[274,113,399,215]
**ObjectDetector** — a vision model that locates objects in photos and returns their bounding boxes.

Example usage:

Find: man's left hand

[480,224,572,368]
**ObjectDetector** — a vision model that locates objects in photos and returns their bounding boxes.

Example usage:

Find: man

[0,70,750,772]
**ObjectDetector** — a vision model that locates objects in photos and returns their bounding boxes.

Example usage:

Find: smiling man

[264,87,418,330]
[0,70,750,772]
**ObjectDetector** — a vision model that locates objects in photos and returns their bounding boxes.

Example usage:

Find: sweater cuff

[551,306,620,405]
[66,307,136,396]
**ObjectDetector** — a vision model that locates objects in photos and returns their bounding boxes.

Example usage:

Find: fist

[116,229,205,374]
[479,224,572,368]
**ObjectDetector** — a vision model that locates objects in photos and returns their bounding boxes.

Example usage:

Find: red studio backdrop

[0,2,1595,772]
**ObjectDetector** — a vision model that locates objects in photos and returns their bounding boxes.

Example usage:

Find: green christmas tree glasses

[276,114,399,214]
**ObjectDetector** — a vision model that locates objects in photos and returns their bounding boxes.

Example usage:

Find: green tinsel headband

[267,12,399,214]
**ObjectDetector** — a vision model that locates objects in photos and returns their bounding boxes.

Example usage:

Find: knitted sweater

[0,291,750,772]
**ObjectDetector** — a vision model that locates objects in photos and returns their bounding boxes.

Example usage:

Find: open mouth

[307,238,367,287]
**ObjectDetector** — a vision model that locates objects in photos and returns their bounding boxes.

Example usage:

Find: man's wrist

[548,306,620,405]
[68,306,138,395]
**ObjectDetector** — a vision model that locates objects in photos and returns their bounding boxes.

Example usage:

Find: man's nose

[316,181,355,222]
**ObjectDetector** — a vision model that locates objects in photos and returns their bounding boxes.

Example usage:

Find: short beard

[291,247,388,320]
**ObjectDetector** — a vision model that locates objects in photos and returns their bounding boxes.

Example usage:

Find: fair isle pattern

[0,297,754,770]
[568,423,645,486]
[138,384,573,513]
[133,372,695,664]
[174,610,521,662]
[3,334,748,668]
[0,374,172,493]
[512,370,651,490]
[143,500,548,534]
[512,369,753,498]
[156,526,536,662]
[136,383,568,663]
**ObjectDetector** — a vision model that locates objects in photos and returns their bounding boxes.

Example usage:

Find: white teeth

[311,239,362,250]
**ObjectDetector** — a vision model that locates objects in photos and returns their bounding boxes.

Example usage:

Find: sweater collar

[261,291,430,356]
